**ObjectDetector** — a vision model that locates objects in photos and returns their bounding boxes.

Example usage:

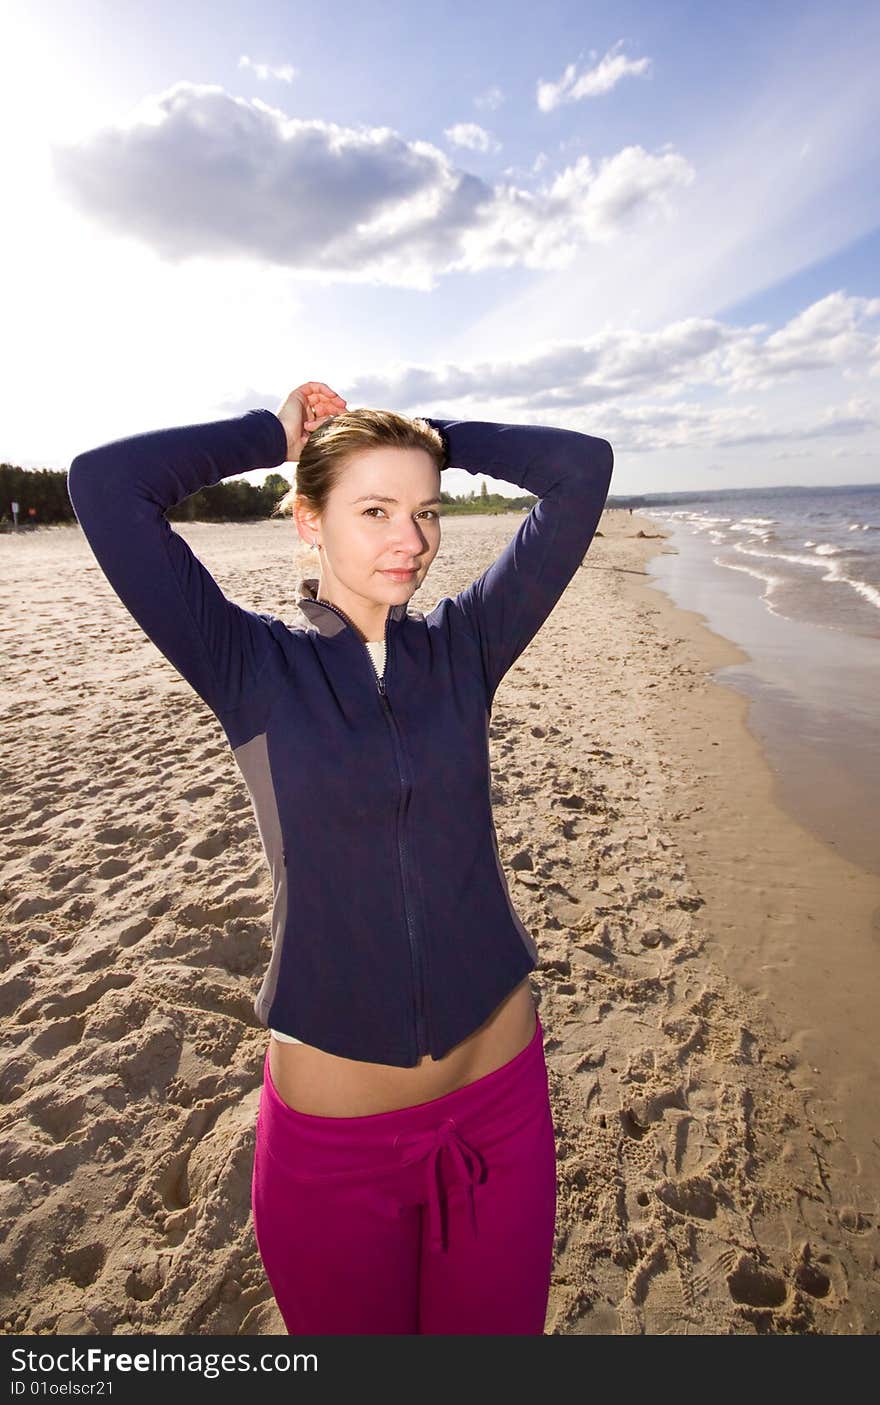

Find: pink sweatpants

[251,1010,557,1334]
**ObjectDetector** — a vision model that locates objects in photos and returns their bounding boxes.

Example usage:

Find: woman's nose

[391,520,428,552]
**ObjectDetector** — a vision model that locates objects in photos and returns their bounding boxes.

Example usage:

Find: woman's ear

[293,496,321,548]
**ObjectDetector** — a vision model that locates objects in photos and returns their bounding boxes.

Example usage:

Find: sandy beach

[1,506,878,1335]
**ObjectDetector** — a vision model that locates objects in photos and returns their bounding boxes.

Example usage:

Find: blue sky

[2,0,879,494]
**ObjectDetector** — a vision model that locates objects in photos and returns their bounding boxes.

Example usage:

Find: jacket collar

[296,576,410,640]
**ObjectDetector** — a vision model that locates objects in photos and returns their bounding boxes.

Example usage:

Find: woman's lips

[381,568,417,581]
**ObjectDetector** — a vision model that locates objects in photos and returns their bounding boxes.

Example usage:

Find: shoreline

[634,512,880,881]
[617,512,880,1185]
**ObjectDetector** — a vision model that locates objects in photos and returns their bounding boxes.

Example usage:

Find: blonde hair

[272,410,447,547]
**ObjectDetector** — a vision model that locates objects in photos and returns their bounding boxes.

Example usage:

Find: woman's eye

[362,507,440,519]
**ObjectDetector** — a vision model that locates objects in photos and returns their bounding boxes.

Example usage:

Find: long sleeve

[422,417,613,704]
[67,407,290,718]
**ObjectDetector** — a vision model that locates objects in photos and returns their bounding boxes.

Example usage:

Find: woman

[67,381,614,1335]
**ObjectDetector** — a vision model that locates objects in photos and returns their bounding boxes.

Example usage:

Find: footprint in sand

[151,1097,254,1247]
[124,1253,170,1304]
[145,831,186,861]
[654,1173,721,1221]
[0,973,35,1019]
[837,1204,875,1234]
[0,1056,33,1104]
[31,1016,88,1058]
[725,1253,789,1308]
[30,1094,91,1144]
[20,972,135,1025]
[180,784,216,802]
[189,832,231,860]
[93,824,139,845]
[174,893,268,928]
[118,916,154,949]
[7,889,59,916]
[60,1242,106,1290]
[95,856,131,878]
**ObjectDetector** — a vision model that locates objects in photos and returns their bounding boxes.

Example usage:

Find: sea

[633,482,880,878]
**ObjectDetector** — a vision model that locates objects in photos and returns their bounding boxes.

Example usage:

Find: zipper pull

[377,676,386,696]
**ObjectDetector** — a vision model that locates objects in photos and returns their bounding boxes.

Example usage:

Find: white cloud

[579,395,879,456]
[326,294,880,456]
[715,399,879,448]
[443,122,500,154]
[332,292,878,408]
[548,145,695,242]
[723,292,880,388]
[537,40,652,112]
[238,54,298,84]
[48,82,693,289]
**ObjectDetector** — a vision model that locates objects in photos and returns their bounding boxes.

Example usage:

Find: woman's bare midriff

[268,977,537,1117]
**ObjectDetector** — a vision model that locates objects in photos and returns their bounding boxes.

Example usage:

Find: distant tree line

[0,462,537,527]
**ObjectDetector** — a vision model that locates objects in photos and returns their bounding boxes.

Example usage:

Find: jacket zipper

[310,594,429,1061]
[377,671,430,1060]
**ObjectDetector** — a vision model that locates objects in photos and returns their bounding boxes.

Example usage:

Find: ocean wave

[727,542,880,613]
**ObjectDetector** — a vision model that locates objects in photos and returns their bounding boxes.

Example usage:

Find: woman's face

[306,446,443,620]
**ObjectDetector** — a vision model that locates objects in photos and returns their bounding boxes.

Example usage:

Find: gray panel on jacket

[232,729,288,1025]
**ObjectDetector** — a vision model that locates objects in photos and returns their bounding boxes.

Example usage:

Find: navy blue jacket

[67,409,613,1066]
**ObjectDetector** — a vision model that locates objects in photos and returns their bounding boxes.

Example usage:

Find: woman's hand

[275,381,347,461]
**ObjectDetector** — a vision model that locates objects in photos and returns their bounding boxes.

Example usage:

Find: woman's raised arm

[67,382,345,719]
[67,408,291,719]
[422,417,614,706]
